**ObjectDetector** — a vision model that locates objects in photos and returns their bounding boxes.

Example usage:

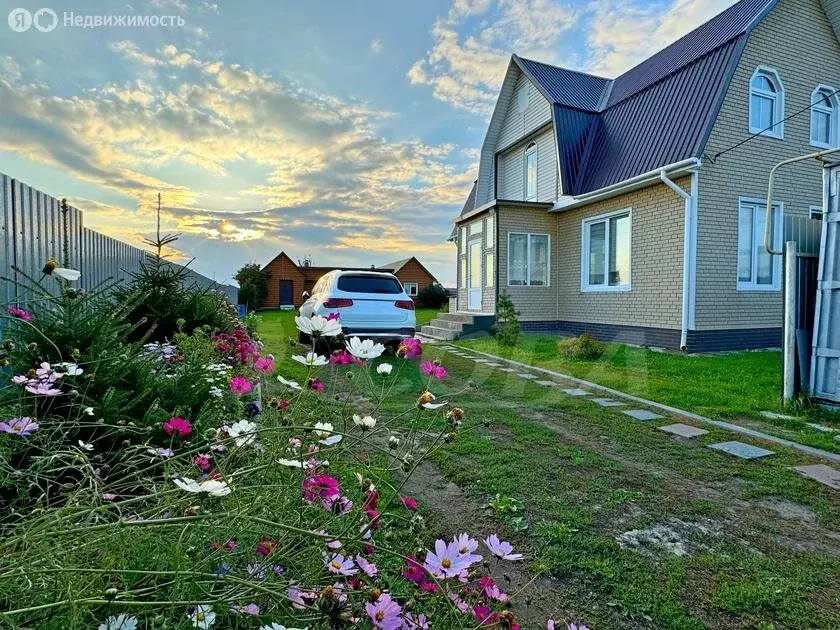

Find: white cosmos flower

[260,624,308,630]
[295,314,342,337]
[346,337,385,360]
[277,376,302,390]
[83,406,94,416]
[376,363,393,375]
[53,267,81,282]
[78,440,94,451]
[353,414,376,430]
[228,419,258,447]
[313,421,342,445]
[189,604,217,628]
[277,457,305,468]
[292,352,329,367]
[420,392,448,410]
[99,614,138,630]
[175,477,231,497]
[56,362,83,376]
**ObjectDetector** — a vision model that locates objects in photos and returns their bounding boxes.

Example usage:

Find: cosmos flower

[295,314,342,337]
[376,363,393,375]
[277,376,302,390]
[254,355,276,374]
[188,605,216,628]
[365,593,402,630]
[312,422,342,445]
[293,352,329,367]
[417,391,447,410]
[229,376,252,395]
[483,534,523,560]
[399,496,418,510]
[228,419,258,447]
[231,603,260,616]
[356,555,378,577]
[163,417,192,438]
[6,305,32,321]
[420,361,447,379]
[423,539,472,579]
[397,337,423,359]
[323,552,358,576]
[0,417,39,437]
[353,414,376,430]
[98,615,138,630]
[346,337,385,360]
[174,477,231,497]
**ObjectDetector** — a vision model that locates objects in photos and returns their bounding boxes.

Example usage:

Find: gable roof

[377,256,442,284]
[457,0,780,215]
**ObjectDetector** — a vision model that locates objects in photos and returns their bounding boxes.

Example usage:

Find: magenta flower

[399,496,418,510]
[329,350,353,365]
[193,453,212,471]
[477,576,508,602]
[301,474,341,504]
[308,377,325,392]
[420,361,447,379]
[254,356,275,374]
[162,417,192,438]
[0,417,39,437]
[423,539,470,579]
[356,555,378,577]
[398,337,423,359]
[483,534,523,560]
[326,312,341,321]
[6,305,33,321]
[323,552,358,576]
[365,593,402,630]
[403,613,430,629]
[402,556,424,585]
[229,376,252,395]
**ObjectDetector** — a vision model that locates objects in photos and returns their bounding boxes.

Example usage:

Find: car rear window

[337,275,403,294]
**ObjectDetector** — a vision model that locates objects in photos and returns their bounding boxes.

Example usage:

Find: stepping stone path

[498,368,516,373]
[658,423,709,438]
[591,397,624,407]
[485,362,502,367]
[794,464,840,490]
[708,441,775,459]
[535,380,557,387]
[760,411,798,421]
[806,423,837,433]
[563,388,590,396]
[517,373,538,380]
[623,409,664,421]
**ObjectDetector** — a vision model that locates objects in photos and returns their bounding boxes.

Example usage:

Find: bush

[557,333,607,361]
[235,262,267,311]
[416,282,449,309]
[493,290,520,347]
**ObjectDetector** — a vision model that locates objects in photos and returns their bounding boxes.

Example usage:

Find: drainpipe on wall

[659,169,698,352]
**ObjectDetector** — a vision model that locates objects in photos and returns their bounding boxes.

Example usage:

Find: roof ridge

[514,54,609,81]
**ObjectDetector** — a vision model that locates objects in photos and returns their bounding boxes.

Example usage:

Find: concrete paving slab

[623,409,664,421]
[517,373,538,379]
[708,441,774,459]
[498,368,516,373]
[794,464,840,489]
[591,398,625,407]
[806,423,837,433]
[658,423,709,438]
[760,411,798,421]
[563,388,590,396]
[535,380,557,387]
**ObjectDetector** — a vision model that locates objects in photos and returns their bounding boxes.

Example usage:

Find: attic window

[516,85,529,113]
[749,67,784,139]
[810,86,838,149]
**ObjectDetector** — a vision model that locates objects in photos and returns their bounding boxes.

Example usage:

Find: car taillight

[322,298,354,308]
[395,300,414,310]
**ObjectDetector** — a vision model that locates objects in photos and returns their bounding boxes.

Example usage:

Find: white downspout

[660,170,696,351]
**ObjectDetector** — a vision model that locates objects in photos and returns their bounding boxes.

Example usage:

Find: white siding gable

[497,128,558,202]
[497,72,552,152]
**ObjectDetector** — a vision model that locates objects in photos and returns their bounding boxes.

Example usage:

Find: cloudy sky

[0,0,737,286]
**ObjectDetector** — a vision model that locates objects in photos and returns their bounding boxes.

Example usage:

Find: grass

[456,334,840,453]
[257,314,840,629]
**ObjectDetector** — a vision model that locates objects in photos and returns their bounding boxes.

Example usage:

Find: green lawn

[457,334,840,453]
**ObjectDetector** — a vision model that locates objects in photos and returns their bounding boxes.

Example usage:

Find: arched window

[749,67,784,138]
[811,86,838,148]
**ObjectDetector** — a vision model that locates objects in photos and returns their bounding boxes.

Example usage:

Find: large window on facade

[582,210,631,291]
[524,143,538,201]
[737,198,782,291]
[749,67,784,138]
[508,233,549,286]
[403,282,418,297]
[811,86,838,148]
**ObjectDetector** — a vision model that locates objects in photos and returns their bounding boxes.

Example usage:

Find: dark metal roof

[515,56,609,112]
[507,0,779,195]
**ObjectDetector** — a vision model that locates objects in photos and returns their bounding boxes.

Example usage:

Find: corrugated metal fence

[0,173,238,305]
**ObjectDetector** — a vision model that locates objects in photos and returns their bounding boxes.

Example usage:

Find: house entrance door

[279,280,294,307]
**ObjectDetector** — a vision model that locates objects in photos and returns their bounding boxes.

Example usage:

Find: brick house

[260,252,440,309]
[441,0,839,351]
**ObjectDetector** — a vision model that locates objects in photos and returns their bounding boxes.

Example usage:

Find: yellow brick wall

[697,0,840,330]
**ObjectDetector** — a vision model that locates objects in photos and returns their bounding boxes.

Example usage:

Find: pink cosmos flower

[483,534,523,560]
[6,305,33,321]
[477,576,508,602]
[254,356,275,374]
[420,361,447,379]
[473,604,495,625]
[0,417,39,437]
[448,592,470,613]
[210,539,237,551]
[255,537,278,557]
[323,552,358,576]
[229,376,252,395]
[102,493,118,501]
[301,474,341,504]
[424,539,471,579]
[193,453,212,471]
[326,312,341,321]
[356,555,378,577]
[231,603,260,615]
[365,593,402,630]
[308,377,325,392]
[402,557,424,585]
[403,613,430,629]
[399,496,418,510]
[288,586,318,609]
[329,350,353,365]
[162,417,192,438]
[398,337,423,359]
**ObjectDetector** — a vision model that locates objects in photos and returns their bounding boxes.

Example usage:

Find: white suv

[298,270,416,345]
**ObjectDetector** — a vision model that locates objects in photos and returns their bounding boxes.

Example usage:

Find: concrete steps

[421,312,495,341]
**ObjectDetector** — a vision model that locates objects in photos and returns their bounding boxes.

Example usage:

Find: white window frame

[403,282,418,297]
[485,252,495,287]
[507,232,550,287]
[736,197,783,292]
[580,208,633,293]
[524,143,538,202]
[810,85,838,149]
[485,215,495,247]
[749,66,785,139]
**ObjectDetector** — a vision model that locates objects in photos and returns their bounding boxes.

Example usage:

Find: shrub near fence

[0,173,238,305]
